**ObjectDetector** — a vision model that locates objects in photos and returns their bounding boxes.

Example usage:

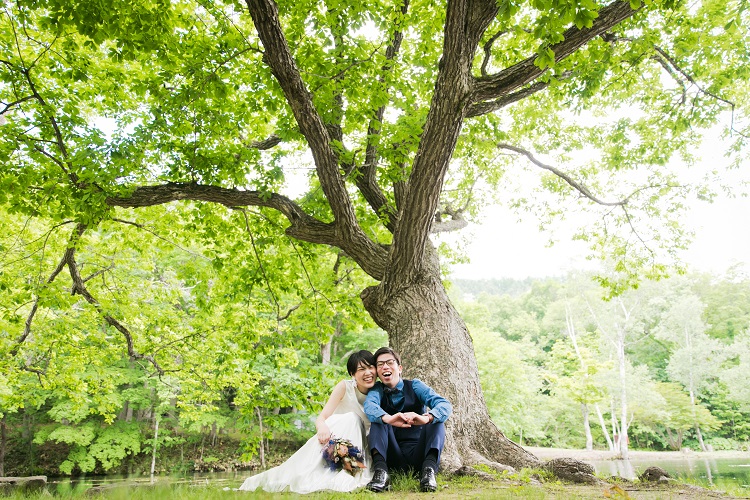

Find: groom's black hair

[347,350,375,375]
[373,346,401,365]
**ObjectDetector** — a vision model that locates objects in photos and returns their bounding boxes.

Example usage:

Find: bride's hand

[317,424,332,444]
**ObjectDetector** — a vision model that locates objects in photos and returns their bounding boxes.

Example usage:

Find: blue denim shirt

[364,378,452,424]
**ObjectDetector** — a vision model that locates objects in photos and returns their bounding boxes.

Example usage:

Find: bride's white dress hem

[238,380,372,493]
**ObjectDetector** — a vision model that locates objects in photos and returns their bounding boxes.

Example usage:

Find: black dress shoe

[420,467,437,492]
[366,468,391,492]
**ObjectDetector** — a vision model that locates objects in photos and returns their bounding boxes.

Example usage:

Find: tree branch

[277,303,300,321]
[244,0,387,277]
[249,134,282,150]
[0,95,35,115]
[480,29,507,77]
[652,45,735,109]
[244,2,356,228]
[466,73,572,118]
[431,210,469,233]
[602,34,740,134]
[65,224,165,376]
[82,264,114,283]
[9,253,68,357]
[650,50,687,105]
[385,0,499,288]
[107,183,388,279]
[355,0,411,231]
[497,142,627,206]
[471,1,638,105]
[21,67,80,186]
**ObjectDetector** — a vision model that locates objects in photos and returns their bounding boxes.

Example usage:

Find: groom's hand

[383,413,411,428]
[403,412,432,426]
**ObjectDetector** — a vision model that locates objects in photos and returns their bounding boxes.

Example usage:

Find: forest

[451,270,750,456]
[2,203,748,476]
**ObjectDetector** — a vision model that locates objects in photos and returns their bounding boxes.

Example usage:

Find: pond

[42,457,750,495]
[45,471,244,496]
[587,457,750,490]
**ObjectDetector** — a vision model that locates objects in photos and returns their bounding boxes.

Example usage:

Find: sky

[445,193,750,281]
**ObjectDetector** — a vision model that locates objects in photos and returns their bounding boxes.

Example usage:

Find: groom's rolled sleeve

[364,384,387,423]
[412,379,452,423]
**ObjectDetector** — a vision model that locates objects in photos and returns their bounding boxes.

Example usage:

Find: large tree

[1,0,747,472]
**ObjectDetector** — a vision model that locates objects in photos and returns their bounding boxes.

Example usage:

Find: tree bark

[320,339,332,366]
[320,318,342,365]
[610,400,621,453]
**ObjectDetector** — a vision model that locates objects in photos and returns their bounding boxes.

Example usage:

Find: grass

[4,467,745,499]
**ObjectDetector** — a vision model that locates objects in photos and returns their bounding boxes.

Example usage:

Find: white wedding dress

[239,379,373,493]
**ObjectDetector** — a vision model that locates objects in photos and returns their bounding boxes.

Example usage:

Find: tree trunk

[564,310,593,451]
[581,403,593,451]
[361,253,539,471]
[0,415,6,477]
[320,339,332,365]
[695,424,707,452]
[616,325,629,460]
[256,407,266,469]
[320,317,341,365]
[150,416,159,480]
[595,404,614,451]
[688,388,708,452]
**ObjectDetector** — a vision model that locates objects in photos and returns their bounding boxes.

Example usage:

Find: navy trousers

[368,421,446,472]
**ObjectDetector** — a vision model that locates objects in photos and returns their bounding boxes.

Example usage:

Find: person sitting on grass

[363,347,452,493]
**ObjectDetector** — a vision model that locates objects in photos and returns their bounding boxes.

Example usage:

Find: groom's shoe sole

[366,484,392,492]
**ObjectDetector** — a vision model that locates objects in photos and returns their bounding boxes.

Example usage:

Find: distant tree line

[452,268,750,457]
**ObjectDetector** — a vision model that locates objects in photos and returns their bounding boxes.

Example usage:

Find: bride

[239,350,376,493]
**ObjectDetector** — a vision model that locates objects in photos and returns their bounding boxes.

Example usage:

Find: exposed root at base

[544,457,602,484]
[453,465,496,480]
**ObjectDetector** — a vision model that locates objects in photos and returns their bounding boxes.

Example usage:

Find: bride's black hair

[347,350,375,375]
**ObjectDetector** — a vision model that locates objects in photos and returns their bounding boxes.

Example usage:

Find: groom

[363,347,452,493]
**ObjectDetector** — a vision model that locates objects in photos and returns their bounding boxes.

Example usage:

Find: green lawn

[4,470,745,500]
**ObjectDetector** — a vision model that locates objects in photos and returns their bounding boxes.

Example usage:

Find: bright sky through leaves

[447,194,750,280]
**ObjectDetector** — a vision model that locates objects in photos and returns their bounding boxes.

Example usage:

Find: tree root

[639,466,671,482]
[453,465,497,480]
[544,457,603,484]
[465,450,517,475]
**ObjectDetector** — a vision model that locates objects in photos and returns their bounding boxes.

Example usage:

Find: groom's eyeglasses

[376,359,398,368]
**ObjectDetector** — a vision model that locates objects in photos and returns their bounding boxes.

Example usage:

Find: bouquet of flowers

[321,436,366,476]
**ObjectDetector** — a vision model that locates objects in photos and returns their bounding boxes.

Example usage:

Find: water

[587,457,750,490]
[45,471,246,496]
[44,458,750,494]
